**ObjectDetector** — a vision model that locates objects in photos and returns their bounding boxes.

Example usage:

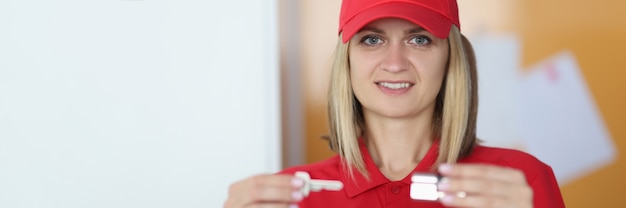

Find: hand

[223,174,304,208]
[436,164,533,208]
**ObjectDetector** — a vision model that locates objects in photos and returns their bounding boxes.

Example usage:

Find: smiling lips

[377,82,413,89]
[376,81,414,95]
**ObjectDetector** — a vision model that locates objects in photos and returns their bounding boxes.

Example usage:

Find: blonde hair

[326,25,478,179]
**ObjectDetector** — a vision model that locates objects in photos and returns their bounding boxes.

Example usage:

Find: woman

[224,0,565,207]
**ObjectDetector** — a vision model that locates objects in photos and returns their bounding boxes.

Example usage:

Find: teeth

[379,82,411,89]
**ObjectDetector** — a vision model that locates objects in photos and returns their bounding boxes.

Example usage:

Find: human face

[349,18,449,120]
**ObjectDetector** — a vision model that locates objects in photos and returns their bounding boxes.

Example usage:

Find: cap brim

[340,2,453,43]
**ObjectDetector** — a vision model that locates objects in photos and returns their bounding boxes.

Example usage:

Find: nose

[380,42,409,73]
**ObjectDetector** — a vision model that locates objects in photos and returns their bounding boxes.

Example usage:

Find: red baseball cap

[338,0,460,43]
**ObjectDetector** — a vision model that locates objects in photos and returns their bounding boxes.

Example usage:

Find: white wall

[0,1,280,207]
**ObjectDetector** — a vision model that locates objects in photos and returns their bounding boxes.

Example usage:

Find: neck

[363,113,434,181]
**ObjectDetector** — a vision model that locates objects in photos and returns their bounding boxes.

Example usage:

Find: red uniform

[280,140,565,208]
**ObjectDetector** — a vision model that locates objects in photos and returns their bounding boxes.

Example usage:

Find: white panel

[0,0,279,207]
[472,35,523,147]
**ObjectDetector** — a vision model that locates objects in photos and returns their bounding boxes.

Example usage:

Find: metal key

[410,173,465,201]
[295,171,344,196]
[410,173,444,201]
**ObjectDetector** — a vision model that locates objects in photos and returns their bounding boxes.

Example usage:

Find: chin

[375,110,418,119]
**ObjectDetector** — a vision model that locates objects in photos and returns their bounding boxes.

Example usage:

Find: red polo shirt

[280,140,565,208]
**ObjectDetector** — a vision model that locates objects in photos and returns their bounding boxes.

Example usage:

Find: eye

[409,36,431,46]
[360,35,383,46]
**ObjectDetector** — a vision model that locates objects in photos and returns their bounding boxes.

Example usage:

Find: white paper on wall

[517,51,616,184]
[471,35,523,148]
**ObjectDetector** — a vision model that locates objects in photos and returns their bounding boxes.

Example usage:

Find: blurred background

[280,0,625,207]
[0,0,623,207]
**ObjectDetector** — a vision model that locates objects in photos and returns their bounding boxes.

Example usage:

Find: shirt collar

[342,139,440,198]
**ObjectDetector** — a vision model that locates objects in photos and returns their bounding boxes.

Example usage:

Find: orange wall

[510,1,626,207]
[460,1,626,206]
[292,0,626,207]
[299,1,341,164]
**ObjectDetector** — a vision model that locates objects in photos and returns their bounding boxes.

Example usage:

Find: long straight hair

[326,26,478,179]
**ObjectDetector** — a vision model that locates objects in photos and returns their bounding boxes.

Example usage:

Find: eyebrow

[406,27,427,34]
[358,26,427,35]
[359,27,384,34]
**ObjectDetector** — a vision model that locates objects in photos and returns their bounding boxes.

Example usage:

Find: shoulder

[462,145,555,183]
[278,155,343,180]
[464,145,545,166]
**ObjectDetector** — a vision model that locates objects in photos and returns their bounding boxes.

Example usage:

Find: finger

[438,164,527,184]
[248,174,304,191]
[251,184,303,203]
[243,203,299,208]
[245,174,304,202]
[229,174,303,196]
[437,177,518,198]
[227,174,304,206]
[440,192,509,208]
[226,190,299,208]
[436,175,533,208]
